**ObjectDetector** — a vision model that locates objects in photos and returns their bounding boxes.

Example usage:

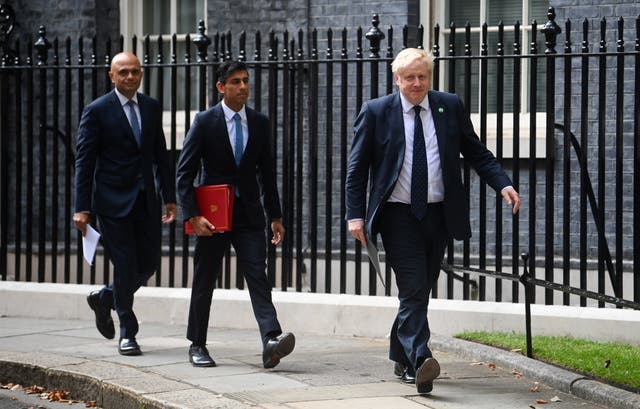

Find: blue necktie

[233,113,244,166]
[411,105,428,220]
[126,100,141,146]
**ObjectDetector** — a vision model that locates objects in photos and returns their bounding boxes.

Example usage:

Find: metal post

[519,252,533,358]
[541,7,560,305]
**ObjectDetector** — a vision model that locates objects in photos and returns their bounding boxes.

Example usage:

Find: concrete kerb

[1,281,639,408]
[0,352,249,409]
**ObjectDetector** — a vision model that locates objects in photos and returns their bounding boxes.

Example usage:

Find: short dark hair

[216,60,248,84]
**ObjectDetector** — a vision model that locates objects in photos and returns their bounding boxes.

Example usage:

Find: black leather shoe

[262,332,295,369]
[118,337,141,356]
[400,370,416,384]
[394,361,407,377]
[189,345,216,367]
[87,291,115,339]
[415,357,440,394]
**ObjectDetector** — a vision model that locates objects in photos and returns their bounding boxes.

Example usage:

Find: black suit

[176,102,283,347]
[74,90,175,338]
[346,91,512,372]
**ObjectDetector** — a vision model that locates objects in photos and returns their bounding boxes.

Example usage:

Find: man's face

[395,60,432,106]
[217,70,250,111]
[109,53,143,99]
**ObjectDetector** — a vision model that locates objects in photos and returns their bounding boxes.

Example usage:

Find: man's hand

[270,219,285,245]
[501,186,521,215]
[162,203,177,224]
[348,219,366,246]
[73,212,90,236]
[190,215,215,236]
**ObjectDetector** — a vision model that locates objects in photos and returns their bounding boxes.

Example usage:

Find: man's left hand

[501,187,520,215]
[162,203,177,224]
[271,219,285,245]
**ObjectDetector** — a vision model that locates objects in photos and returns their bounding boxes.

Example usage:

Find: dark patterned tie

[126,100,141,146]
[411,105,428,220]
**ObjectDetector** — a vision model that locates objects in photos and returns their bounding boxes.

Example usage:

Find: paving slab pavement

[1,317,637,409]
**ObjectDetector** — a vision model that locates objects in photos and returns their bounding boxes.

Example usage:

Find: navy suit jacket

[345,90,512,241]
[176,103,282,230]
[74,90,175,218]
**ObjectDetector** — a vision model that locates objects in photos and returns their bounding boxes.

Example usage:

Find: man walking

[74,51,177,356]
[346,48,520,394]
[176,60,294,368]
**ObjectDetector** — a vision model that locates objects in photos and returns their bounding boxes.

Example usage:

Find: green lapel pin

[438,107,444,113]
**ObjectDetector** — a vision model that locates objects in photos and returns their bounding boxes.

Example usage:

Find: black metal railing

[1,9,639,311]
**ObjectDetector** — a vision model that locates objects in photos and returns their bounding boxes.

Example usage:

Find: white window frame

[421,0,547,158]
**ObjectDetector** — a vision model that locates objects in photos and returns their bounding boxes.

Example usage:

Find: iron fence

[1,10,639,310]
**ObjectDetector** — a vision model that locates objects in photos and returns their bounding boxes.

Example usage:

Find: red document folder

[184,184,235,234]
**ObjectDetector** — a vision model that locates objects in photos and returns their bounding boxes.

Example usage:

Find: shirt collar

[399,92,430,114]
[114,88,138,106]
[221,100,246,121]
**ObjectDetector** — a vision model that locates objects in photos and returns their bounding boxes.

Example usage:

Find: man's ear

[215,81,224,94]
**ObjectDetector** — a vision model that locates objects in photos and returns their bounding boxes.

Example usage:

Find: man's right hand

[190,215,216,236]
[348,219,366,246]
[73,212,90,236]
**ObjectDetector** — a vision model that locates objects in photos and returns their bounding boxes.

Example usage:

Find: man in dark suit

[176,60,294,368]
[345,48,520,394]
[73,51,177,356]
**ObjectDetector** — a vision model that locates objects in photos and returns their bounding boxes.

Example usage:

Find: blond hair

[391,48,434,75]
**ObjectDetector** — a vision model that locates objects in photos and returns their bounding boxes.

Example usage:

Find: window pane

[143,41,200,110]
[143,0,170,34]
[487,0,521,26]
[530,0,549,23]
[178,0,205,33]
[448,0,479,27]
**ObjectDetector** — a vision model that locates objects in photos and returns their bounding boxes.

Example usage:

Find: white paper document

[82,224,100,265]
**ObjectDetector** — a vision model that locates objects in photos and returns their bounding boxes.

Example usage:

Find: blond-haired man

[346,48,520,394]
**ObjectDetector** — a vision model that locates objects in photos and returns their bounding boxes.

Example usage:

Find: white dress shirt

[388,92,444,204]
[221,100,248,157]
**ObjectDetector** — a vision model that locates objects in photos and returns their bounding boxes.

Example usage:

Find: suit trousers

[187,200,282,347]
[97,192,161,338]
[379,202,448,373]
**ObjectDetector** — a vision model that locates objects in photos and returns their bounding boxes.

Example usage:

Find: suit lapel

[137,93,148,148]
[243,107,258,163]
[213,104,236,162]
[428,91,447,159]
[388,93,405,158]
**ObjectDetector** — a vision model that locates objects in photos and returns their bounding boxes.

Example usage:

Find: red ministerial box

[184,184,235,234]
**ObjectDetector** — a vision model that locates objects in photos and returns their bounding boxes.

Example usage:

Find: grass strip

[455,331,640,391]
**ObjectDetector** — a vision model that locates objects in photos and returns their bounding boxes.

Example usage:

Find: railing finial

[365,14,385,58]
[541,6,562,54]
[192,19,211,62]
[34,25,51,65]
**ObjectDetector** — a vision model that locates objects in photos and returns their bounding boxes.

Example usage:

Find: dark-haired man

[177,60,294,368]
